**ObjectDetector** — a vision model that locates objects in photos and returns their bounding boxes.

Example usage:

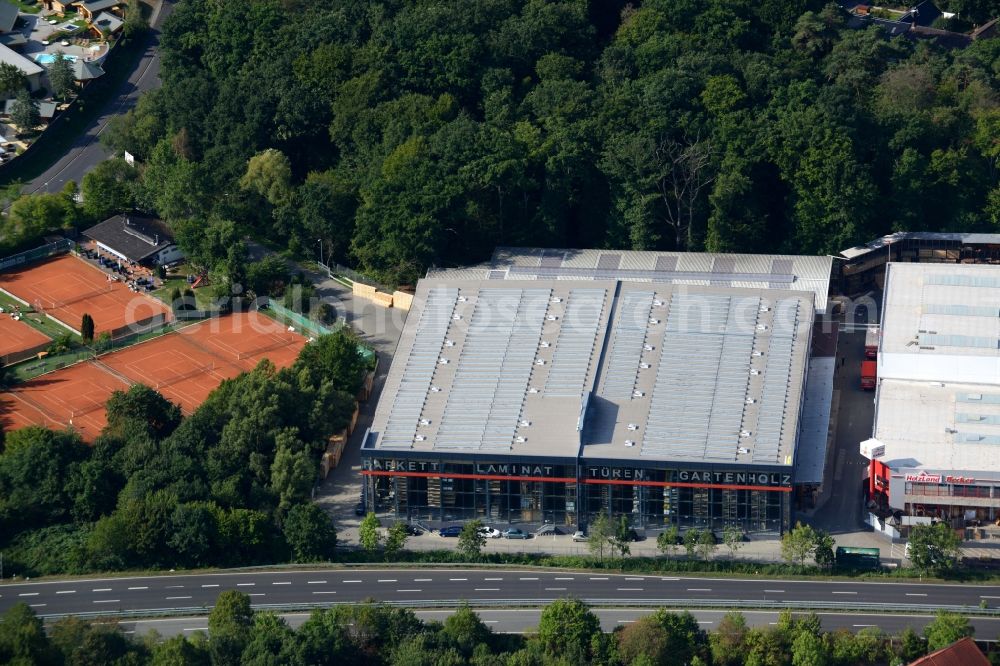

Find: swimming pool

[34,53,78,65]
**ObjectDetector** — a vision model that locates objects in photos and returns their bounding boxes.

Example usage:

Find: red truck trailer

[861,360,877,390]
[865,326,880,360]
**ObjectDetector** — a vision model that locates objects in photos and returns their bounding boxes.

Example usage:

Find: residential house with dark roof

[83,215,184,266]
[73,0,124,22]
[0,1,19,34]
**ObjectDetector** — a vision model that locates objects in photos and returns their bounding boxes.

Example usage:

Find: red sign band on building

[905,472,942,483]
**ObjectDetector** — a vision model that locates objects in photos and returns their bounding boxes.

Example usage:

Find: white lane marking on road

[697,621,714,625]
[449,578,467,581]
[183,628,208,632]
[625,577,645,581]
[396,589,422,593]
[484,621,498,624]
[202,585,219,588]
[590,577,608,580]
[484,577,503,581]
[29,604,46,608]
[906,593,927,597]
[414,578,433,582]
[307,581,327,584]
[312,591,337,595]
[92,588,112,592]
[660,577,680,581]
[166,585,184,589]
[764,590,785,593]
[832,591,857,595]
[249,593,266,597]
[687,588,712,592]
[166,596,192,600]
[617,588,643,591]
[474,588,500,592]
[93,599,120,603]
[18,593,39,597]
[377,579,397,583]
[545,587,566,591]
[128,587,148,591]
[618,620,635,624]
[555,577,574,581]
[56,590,75,595]
[237,583,255,587]
[343,580,362,583]
[272,582,291,585]
[981,596,1000,599]
[853,624,876,627]
[519,577,539,581]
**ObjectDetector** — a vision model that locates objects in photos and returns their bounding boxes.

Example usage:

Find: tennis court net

[237,338,296,361]
[155,363,215,390]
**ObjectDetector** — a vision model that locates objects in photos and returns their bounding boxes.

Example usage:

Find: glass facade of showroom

[363,456,793,534]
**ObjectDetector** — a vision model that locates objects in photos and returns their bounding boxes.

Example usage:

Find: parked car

[403,524,423,536]
[439,525,463,537]
[478,526,502,539]
[503,528,530,539]
[572,530,588,542]
[354,502,365,517]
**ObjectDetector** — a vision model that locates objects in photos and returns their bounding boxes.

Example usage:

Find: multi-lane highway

[0,568,996,618]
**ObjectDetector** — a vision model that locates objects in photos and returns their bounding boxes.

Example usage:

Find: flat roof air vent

[546,315,558,321]
[624,440,635,447]
[639,363,651,369]
[520,420,531,427]
[452,314,462,320]
[458,296,467,302]
[738,447,749,454]
[444,340,455,347]
[528,387,540,394]
[633,390,645,397]
[649,318,660,324]
[752,351,763,357]
[627,423,639,431]
[438,358,449,365]
[430,386,441,392]
[551,297,562,303]
[653,299,664,306]
[540,341,551,348]
[746,398,756,404]
[740,430,752,437]
[515,436,526,443]
[750,369,760,376]
[419,419,431,425]
[535,359,546,365]
[415,435,426,442]
[643,344,654,351]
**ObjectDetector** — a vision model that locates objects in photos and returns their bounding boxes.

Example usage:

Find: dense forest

[0,330,366,576]
[81,0,1000,285]
[0,596,988,666]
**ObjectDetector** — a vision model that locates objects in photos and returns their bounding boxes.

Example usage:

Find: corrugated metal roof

[371,277,814,466]
[794,358,835,484]
[428,247,832,312]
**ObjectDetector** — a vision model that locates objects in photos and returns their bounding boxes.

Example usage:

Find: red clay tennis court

[0,314,51,364]
[0,254,171,335]
[0,361,130,440]
[0,312,308,441]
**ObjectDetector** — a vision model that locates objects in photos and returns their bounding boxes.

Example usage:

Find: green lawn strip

[0,290,75,341]
[0,34,149,187]
[10,348,91,381]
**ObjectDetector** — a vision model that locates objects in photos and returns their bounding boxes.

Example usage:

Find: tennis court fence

[266,298,338,338]
[0,239,73,273]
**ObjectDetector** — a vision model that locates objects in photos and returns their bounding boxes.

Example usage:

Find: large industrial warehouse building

[362,248,834,534]
[869,263,1000,529]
